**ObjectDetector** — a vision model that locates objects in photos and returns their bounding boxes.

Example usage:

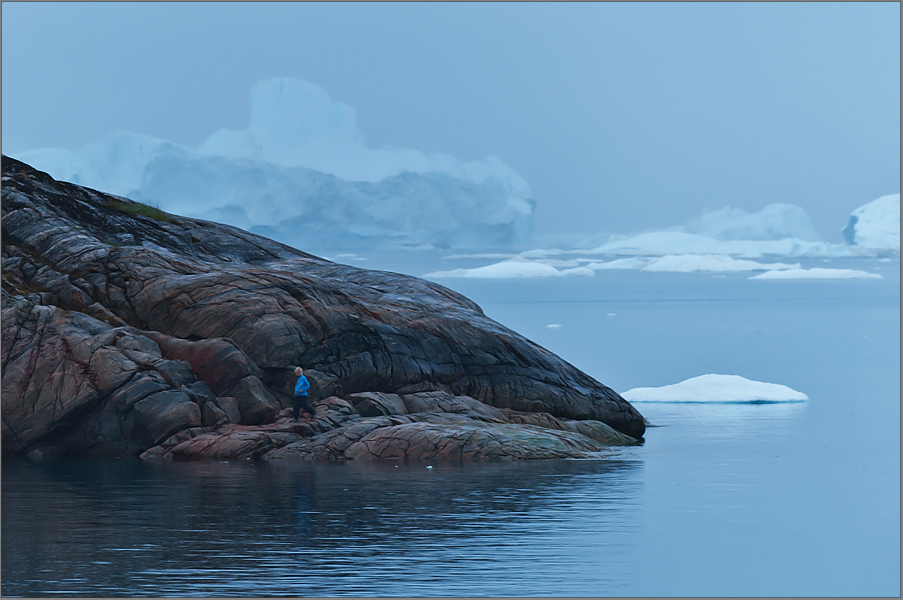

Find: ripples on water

[2,457,643,597]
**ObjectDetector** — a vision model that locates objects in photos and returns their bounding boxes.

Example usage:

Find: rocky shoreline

[142,392,639,462]
[1,156,646,461]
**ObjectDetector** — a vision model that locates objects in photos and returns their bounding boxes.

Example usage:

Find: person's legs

[299,396,315,418]
[292,396,302,420]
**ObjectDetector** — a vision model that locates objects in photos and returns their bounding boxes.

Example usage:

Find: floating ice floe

[749,267,882,280]
[622,374,808,403]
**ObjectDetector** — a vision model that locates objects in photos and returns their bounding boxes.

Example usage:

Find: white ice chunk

[750,267,882,280]
[622,374,808,403]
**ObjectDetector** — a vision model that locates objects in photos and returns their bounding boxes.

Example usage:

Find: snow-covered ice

[749,267,882,280]
[15,78,534,251]
[841,193,900,251]
[622,374,809,403]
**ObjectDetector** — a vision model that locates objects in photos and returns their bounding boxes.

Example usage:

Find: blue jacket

[294,375,311,397]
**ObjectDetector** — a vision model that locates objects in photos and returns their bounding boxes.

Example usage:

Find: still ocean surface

[2,255,899,597]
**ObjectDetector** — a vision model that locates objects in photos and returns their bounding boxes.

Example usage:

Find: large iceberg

[841,193,900,252]
[15,78,535,251]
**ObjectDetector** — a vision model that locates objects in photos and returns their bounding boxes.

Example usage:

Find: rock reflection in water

[2,456,642,596]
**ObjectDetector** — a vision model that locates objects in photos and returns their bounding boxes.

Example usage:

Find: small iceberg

[622,374,808,404]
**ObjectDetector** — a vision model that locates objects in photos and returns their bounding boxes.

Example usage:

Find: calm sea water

[3,255,899,597]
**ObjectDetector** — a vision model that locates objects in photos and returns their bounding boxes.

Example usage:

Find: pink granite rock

[2,156,646,458]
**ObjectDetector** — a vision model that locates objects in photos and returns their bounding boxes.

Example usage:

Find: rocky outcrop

[141,392,640,462]
[1,156,646,460]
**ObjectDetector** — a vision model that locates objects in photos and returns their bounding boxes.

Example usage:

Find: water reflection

[2,457,642,596]
[640,400,808,438]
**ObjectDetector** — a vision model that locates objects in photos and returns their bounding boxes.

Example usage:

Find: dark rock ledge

[1,156,646,462]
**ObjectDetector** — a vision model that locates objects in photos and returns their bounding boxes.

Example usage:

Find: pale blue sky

[2,2,899,241]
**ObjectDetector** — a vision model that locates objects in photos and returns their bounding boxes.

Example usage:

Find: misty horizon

[2,2,899,244]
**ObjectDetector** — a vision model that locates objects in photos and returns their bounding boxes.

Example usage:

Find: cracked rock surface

[142,393,640,462]
[2,156,645,460]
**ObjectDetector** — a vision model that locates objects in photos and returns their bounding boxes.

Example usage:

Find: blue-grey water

[3,255,899,597]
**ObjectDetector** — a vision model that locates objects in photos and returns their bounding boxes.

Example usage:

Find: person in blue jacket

[293,367,315,421]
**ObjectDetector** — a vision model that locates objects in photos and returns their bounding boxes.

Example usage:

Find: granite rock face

[1,156,646,459]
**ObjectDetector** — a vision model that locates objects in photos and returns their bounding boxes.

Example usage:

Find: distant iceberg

[428,196,899,279]
[425,260,593,279]
[584,228,845,259]
[15,78,534,251]
[429,253,803,278]
[585,254,799,273]
[682,203,822,242]
[541,200,897,260]
[622,374,808,403]
[841,193,900,252]
[568,204,840,258]
[749,267,882,280]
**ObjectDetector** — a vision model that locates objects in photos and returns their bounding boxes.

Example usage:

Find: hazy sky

[2,2,899,241]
